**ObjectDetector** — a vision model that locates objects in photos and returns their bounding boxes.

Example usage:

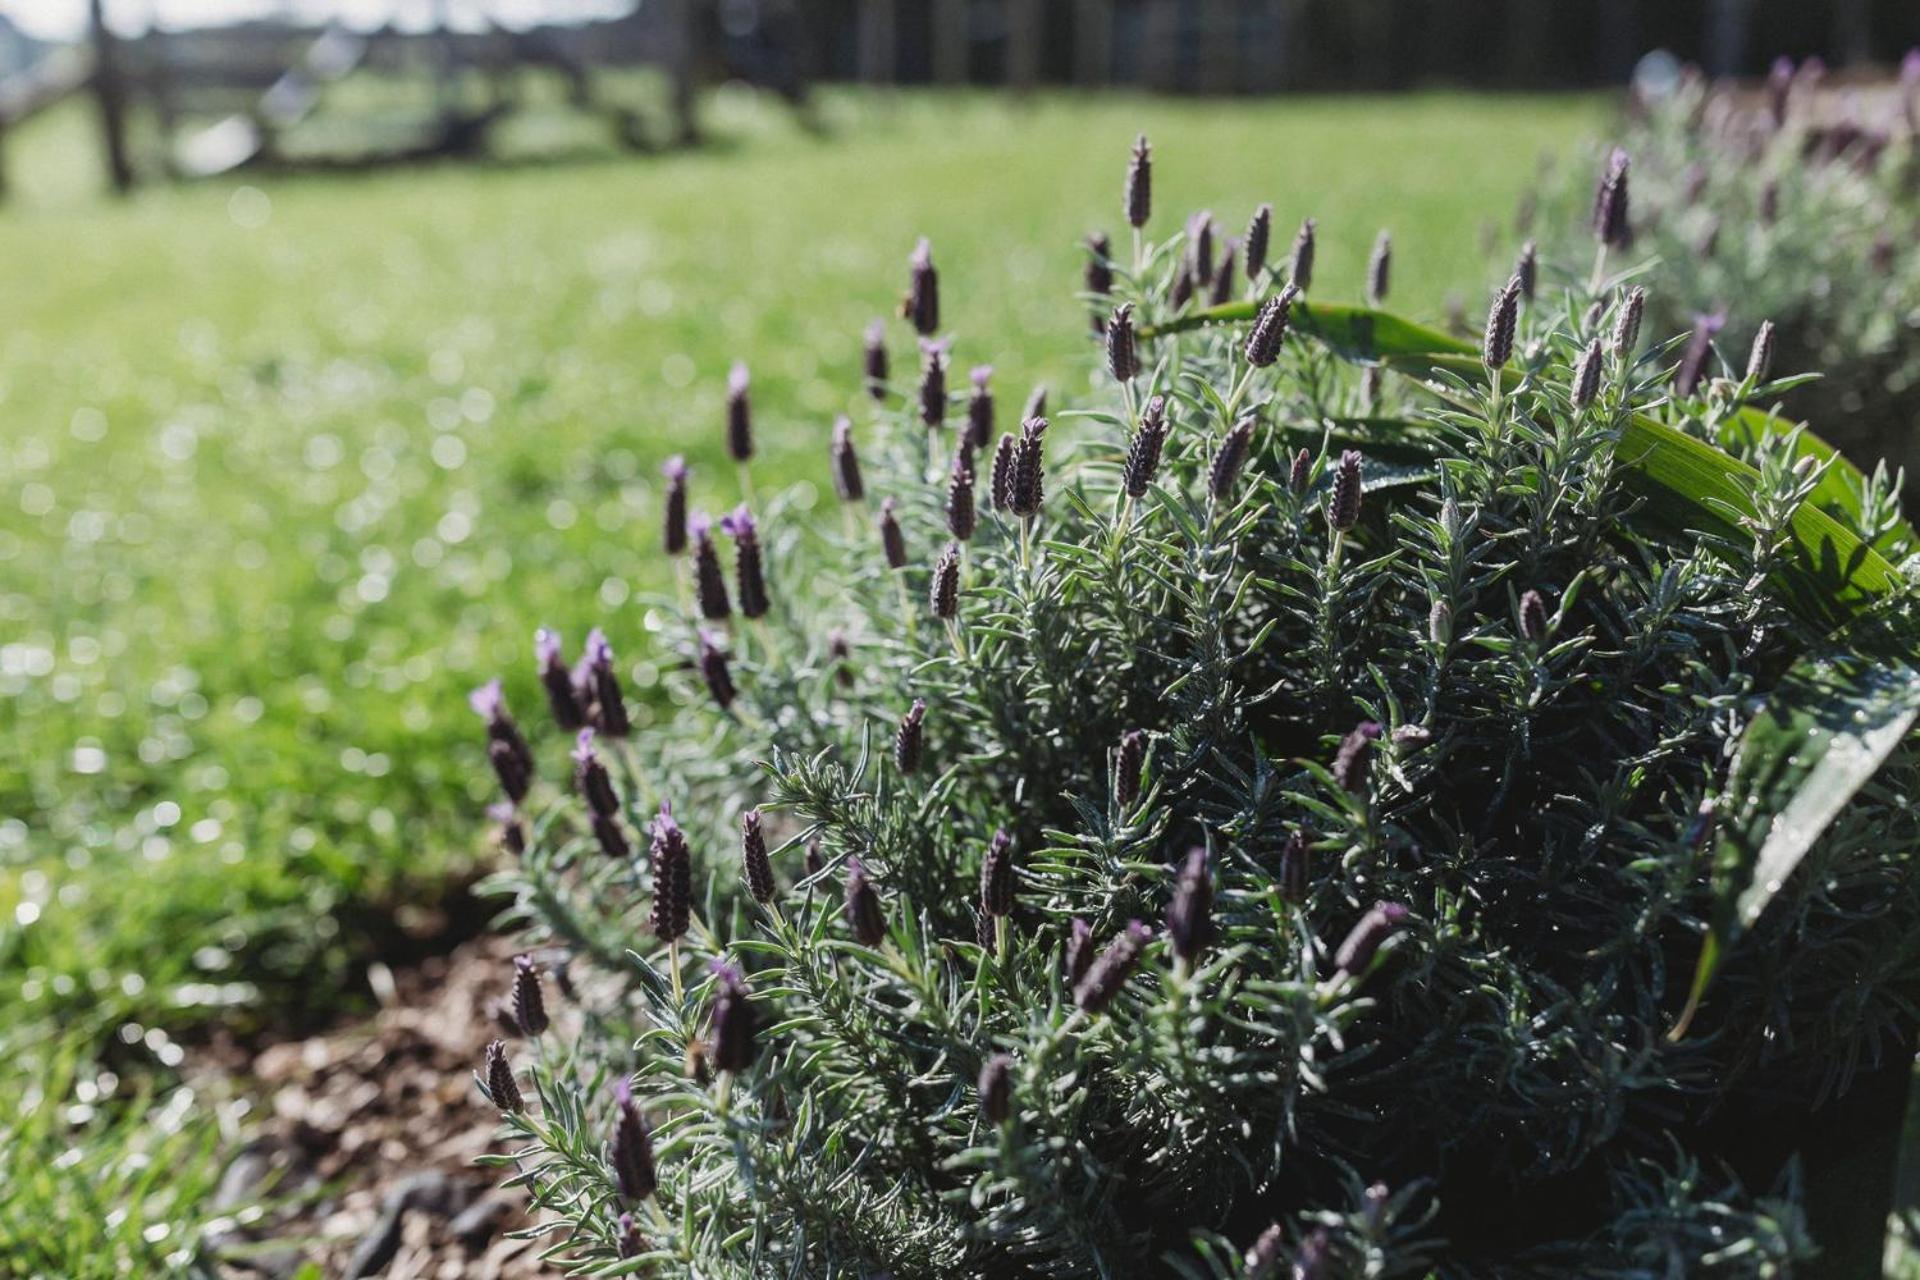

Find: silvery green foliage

[467,167,1920,1277]
[1532,60,1920,488]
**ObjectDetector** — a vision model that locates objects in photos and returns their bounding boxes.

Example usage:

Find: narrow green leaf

[1672,654,1920,1038]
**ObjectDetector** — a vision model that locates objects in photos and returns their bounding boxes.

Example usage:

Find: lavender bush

[1531,55,1920,490]
[460,137,1920,1276]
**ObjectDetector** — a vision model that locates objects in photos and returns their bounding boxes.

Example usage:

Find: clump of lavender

[978,1053,1013,1125]
[1611,286,1645,357]
[990,433,1017,511]
[1209,416,1256,501]
[1084,235,1113,329]
[930,543,961,620]
[1113,729,1147,810]
[1106,303,1139,384]
[1166,847,1213,965]
[1334,901,1411,978]
[1123,396,1170,499]
[843,857,887,946]
[979,829,1015,919]
[918,340,948,429]
[1676,312,1725,397]
[864,319,889,400]
[1073,920,1153,1013]
[1245,284,1299,368]
[1518,588,1551,642]
[1288,446,1311,496]
[1366,230,1392,306]
[894,698,926,775]
[698,630,734,710]
[1288,217,1317,291]
[1125,134,1151,229]
[740,809,774,905]
[831,416,865,503]
[1063,917,1094,989]
[471,679,534,805]
[1244,203,1273,279]
[1514,240,1538,301]
[661,456,689,555]
[584,629,631,738]
[1011,417,1048,519]
[878,497,908,569]
[1331,721,1382,794]
[707,961,757,1073]
[610,1080,658,1202]
[1747,319,1775,383]
[1591,148,1632,249]
[1208,242,1238,306]
[512,954,549,1036]
[692,515,733,621]
[902,238,939,336]
[720,506,769,620]
[650,803,692,944]
[1327,449,1363,533]
[1188,211,1216,286]
[482,1039,523,1113]
[947,456,976,542]
[537,628,586,732]
[1482,274,1521,370]
[1279,829,1310,903]
[726,362,754,462]
[1570,338,1604,408]
[574,730,630,858]
[967,366,995,450]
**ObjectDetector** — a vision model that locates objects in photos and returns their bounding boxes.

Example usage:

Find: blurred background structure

[1,0,1918,195]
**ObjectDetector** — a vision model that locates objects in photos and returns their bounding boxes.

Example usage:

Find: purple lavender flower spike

[584,629,631,738]
[536,628,586,732]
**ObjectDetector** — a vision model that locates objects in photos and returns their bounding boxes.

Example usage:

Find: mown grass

[0,87,1598,1260]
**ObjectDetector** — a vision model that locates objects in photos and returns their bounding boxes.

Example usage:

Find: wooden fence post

[88,0,134,194]
[1007,0,1042,94]
[859,0,897,84]
[933,0,968,85]
[1073,0,1110,86]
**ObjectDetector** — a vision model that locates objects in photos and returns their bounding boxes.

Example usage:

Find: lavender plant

[461,137,1920,1277]
[1531,55,1920,491]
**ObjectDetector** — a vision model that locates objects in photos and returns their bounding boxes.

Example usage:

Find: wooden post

[1006,0,1042,94]
[1072,0,1110,86]
[1142,0,1180,93]
[933,0,968,85]
[1197,0,1236,94]
[667,0,699,144]
[858,0,897,85]
[88,0,134,195]
[1252,0,1299,93]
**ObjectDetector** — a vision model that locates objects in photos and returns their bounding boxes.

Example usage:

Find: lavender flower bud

[1676,311,1724,397]
[894,698,926,775]
[610,1080,657,1202]
[1125,134,1152,228]
[649,802,692,944]
[1113,729,1147,810]
[930,543,961,620]
[1208,241,1238,306]
[1612,286,1645,357]
[471,679,535,803]
[584,630,631,738]
[536,628,586,731]
[1746,320,1775,383]
[1591,147,1632,248]
[990,433,1017,511]
[513,954,549,1036]
[1279,828,1309,904]
[707,960,756,1073]
[1245,1224,1286,1278]
[1515,240,1538,301]
[1064,917,1094,988]
[1244,203,1273,279]
[720,505,769,620]
[831,417,865,503]
[1482,275,1520,370]
[879,497,907,570]
[725,361,753,462]
[1571,338,1604,409]
[902,237,939,336]
[1123,396,1170,499]
[741,809,775,905]
[1169,264,1194,310]
[1084,234,1113,315]
[661,455,689,555]
[698,630,735,711]
[966,365,995,450]
[573,729,620,820]
[692,516,732,621]
[492,802,528,856]
[616,1214,645,1260]
[1073,920,1153,1013]
[1331,720,1383,794]
[1011,417,1048,519]
[979,828,1015,917]
[483,1039,523,1112]
[843,856,887,946]
[829,629,854,689]
[1106,303,1139,383]
[1189,210,1216,285]
[1334,901,1411,978]
[1244,283,1299,368]
[1366,229,1392,306]
[978,1052,1013,1125]
[1209,415,1256,501]
[1288,217,1316,291]
[918,340,948,429]
[1429,598,1452,646]
[1327,449,1363,533]
[864,319,889,400]
[1288,447,1311,496]
[1166,847,1213,964]
[1519,588,1550,642]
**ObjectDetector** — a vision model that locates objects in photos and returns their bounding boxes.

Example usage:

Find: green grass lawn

[0,84,1599,1268]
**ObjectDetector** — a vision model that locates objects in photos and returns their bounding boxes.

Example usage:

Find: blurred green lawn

[0,88,1598,1064]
